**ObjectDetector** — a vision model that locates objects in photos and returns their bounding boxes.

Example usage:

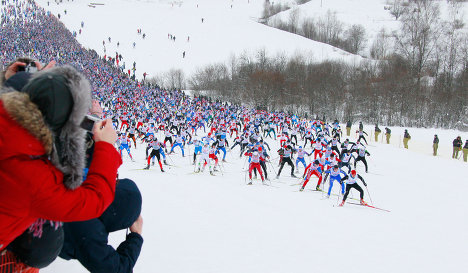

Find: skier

[244,150,265,184]
[276,143,296,178]
[299,160,322,191]
[339,170,368,206]
[118,133,134,161]
[356,129,368,145]
[295,146,310,172]
[144,137,165,172]
[353,144,370,173]
[169,134,185,156]
[323,164,346,198]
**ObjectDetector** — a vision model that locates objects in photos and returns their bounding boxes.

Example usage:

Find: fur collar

[0,66,91,189]
[0,90,53,154]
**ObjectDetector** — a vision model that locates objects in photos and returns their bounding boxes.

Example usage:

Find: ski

[346,202,390,212]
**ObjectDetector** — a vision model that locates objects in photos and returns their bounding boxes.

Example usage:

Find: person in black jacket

[59,178,144,273]
[452,136,462,159]
[433,135,439,156]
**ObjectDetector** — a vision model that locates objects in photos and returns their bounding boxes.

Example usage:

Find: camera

[80,115,102,132]
[17,62,38,73]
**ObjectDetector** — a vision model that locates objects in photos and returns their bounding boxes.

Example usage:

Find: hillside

[34,0,366,80]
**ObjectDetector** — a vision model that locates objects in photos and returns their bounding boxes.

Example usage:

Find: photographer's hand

[130,215,143,235]
[4,61,26,80]
[36,60,56,71]
[93,119,117,145]
[90,100,103,118]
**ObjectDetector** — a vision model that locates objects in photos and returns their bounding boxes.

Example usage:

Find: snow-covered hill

[267,0,468,57]
[34,0,365,80]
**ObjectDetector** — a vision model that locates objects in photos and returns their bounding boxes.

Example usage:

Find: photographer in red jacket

[0,60,121,272]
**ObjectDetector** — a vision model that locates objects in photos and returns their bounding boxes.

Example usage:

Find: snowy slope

[42,124,468,273]
[34,0,365,80]
[268,0,468,56]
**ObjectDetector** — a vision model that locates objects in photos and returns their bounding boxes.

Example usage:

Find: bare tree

[394,0,442,86]
[388,0,407,20]
[370,28,391,59]
[344,24,367,54]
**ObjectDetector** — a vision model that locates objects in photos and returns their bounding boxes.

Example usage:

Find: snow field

[43,124,468,273]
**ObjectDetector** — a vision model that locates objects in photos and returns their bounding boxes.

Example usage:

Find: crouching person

[59,179,144,273]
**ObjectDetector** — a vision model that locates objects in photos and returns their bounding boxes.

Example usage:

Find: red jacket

[0,101,122,251]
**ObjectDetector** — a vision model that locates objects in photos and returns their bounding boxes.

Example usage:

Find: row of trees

[188,49,467,129]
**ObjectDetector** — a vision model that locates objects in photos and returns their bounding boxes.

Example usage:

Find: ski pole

[364,184,374,205]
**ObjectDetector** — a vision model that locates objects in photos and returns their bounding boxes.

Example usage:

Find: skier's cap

[351,170,357,176]
[333,165,339,168]
[314,160,319,165]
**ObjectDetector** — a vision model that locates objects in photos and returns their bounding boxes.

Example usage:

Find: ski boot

[160,168,165,173]
[339,200,345,207]
[164,160,168,165]
[276,175,279,179]
[299,187,304,192]
[315,185,321,191]
[291,173,297,178]
[248,180,253,185]
[222,159,227,162]
[143,165,150,170]
[152,161,155,166]
[360,199,367,205]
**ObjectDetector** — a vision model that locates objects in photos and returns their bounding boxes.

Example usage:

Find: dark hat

[99,179,142,233]
[22,73,74,134]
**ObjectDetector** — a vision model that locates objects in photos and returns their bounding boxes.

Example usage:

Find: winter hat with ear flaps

[22,66,92,190]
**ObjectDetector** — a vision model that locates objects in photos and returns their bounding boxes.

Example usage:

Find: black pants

[291,135,297,145]
[149,149,161,161]
[240,143,248,156]
[278,157,294,175]
[358,135,368,145]
[164,136,173,147]
[260,160,268,179]
[304,137,313,148]
[343,183,364,201]
[354,156,368,172]
[332,146,340,155]
[339,162,352,173]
